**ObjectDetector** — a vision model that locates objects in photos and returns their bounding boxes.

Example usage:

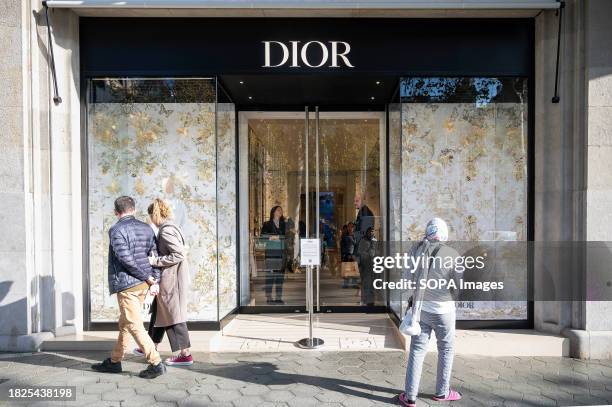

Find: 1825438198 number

[3,386,76,401]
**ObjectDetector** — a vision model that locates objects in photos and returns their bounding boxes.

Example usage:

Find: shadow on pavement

[190,361,400,403]
[3,352,401,404]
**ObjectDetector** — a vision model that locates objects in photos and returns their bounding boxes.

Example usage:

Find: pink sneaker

[165,354,193,366]
[398,392,416,407]
[133,348,144,357]
[432,389,462,401]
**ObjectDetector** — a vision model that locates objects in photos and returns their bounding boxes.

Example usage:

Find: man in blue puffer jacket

[92,196,166,379]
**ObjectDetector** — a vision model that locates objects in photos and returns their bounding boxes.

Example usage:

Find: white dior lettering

[263,41,290,68]
[291,41,300,67]
[262,41,354,68]
[301,41,329,67]
[331,41,353,68]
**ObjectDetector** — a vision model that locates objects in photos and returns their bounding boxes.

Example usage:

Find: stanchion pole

[297,107,324,349]
[298,263,323,349]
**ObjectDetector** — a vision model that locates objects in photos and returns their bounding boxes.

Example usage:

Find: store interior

[245,113,384,308]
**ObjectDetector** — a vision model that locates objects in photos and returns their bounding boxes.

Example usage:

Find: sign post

[297,238,324,349]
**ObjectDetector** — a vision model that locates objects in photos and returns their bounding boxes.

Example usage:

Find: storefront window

[394,77,529,320]
[86,78,237,323]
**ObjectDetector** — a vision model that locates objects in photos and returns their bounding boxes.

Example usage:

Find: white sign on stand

[300,239,320,266]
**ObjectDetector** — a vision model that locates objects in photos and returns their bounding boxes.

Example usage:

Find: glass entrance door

[240,109,385,310]
[315,113,384,308]
[244,112,309,308]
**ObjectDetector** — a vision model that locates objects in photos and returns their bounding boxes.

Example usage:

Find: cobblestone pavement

[1,351,612,407]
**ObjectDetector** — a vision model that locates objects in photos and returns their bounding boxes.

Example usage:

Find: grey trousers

[404,309,456,400]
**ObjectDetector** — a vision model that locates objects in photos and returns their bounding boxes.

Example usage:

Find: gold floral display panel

[87,78,236,322]
[399,78,529,320]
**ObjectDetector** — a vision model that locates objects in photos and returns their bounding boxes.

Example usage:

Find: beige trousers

[110,286,161,366]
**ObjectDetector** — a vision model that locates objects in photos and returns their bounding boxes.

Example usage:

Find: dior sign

[262,41,354,68]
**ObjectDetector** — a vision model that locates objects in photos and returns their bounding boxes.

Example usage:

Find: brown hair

[147,198,172,225]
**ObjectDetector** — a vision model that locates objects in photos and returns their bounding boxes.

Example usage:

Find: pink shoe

[165,354,193,366]
[133,347,144,357]
[432,389,462,401]
[398,392,416,407]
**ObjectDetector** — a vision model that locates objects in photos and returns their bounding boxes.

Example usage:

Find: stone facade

[0,1,81,351]
[534,0,612,359]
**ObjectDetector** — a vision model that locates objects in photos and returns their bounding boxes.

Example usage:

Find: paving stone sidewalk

[1,351,612,407]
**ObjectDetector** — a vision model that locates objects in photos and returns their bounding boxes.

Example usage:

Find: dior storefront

[75,16,536,330]
[4,0,611,359]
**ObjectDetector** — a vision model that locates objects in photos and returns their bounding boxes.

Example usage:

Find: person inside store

[353,193,374,247]
[357,226,377,306]
[285,216,297,272]
[133,198,193,366]
[399,218,462,407]
[261,205,287,304]
[341,222,358,288]
[320,221,329,270]
[353,192,374,285]
[91,196,166,379]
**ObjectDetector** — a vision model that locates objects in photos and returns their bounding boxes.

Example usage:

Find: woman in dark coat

[261,206,287,304]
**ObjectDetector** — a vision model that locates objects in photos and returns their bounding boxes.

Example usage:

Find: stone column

[534,0,587,339]
[535,0,612,358]
[0,0,37,351]
[0,1,81,352]
[581,0,612,358]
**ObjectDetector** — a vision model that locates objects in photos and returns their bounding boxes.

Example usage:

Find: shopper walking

[399,218,462,407]
[92,196,166,379]
[146,198,193,366]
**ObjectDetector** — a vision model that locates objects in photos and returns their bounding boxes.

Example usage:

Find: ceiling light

[239,81,244,84]
[248,96,253,100]
[376,81,381,85]
[370,96,375,100]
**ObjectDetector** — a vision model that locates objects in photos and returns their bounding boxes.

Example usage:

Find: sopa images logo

[262,41,355,68]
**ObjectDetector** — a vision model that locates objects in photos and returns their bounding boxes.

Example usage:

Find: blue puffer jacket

[107,215,159,294]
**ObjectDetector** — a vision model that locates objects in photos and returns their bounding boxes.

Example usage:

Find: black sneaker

[91,358,122,373]
[138,362,166,379]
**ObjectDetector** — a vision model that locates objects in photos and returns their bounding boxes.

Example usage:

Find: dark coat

[261,219,286,236]
[340,234,355,261]
[354,205,375,247]
[107,215,158,294]
[261,219,286,271]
